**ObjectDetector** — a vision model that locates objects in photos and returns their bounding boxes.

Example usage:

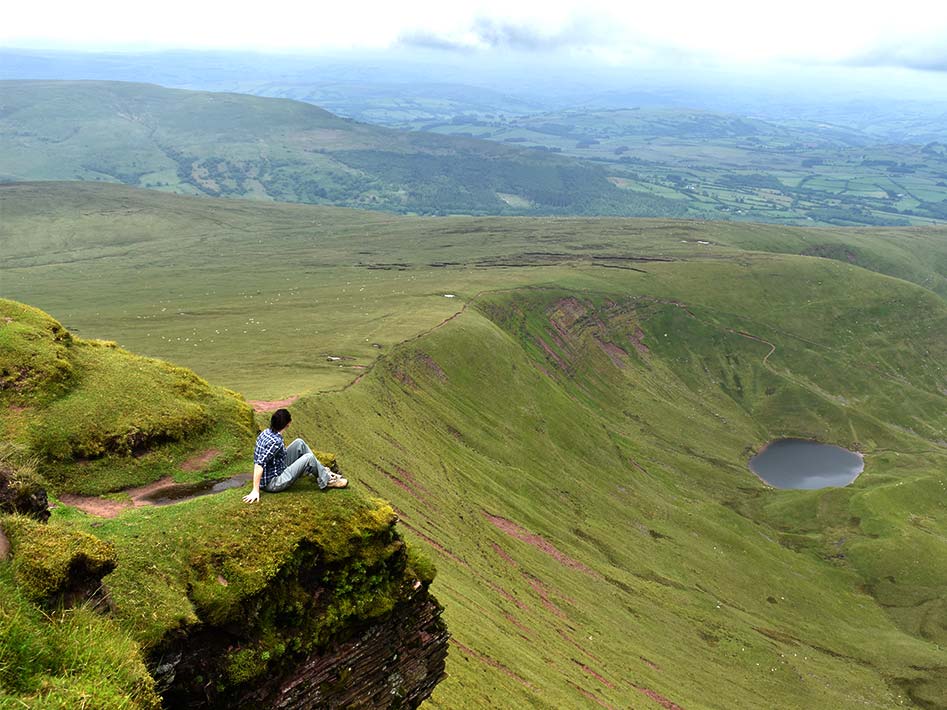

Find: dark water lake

[749,439,863,489]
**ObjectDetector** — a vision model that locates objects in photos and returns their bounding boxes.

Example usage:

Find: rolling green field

[2,182,946,707]
[406,108,947,227]
[4,182,946,399]
[6,81,946,228]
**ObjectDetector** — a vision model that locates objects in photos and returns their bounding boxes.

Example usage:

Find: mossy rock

[0,457,49,522]
[2,515,116,607]
[0,299,74,396]
[313,449,338,472]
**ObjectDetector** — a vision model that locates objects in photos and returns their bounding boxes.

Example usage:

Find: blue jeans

[263,438,331,492]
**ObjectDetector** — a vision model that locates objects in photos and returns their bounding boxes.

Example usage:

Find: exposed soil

[629,326,650,355]
[503,612,533,636]
[526,575,566,619]
[393,368,418,390]
[58,493,134,518]
[487,580,528,610]
[641,656,661,671]
[535,337,570,372]
[596,338,629,368]
[180,448,221,472]
[450,640,535,691]
[491,541,518,568]
[569,682,615,709]
[484,512,600,577]
[533,363,554,379]
[373,464,431,504]
[558,629,603,664]
[631,683,685,710]
[59,473,251,518]
[415,353,447,382]
[247,395,300,412]
[552,297,588,327]
[575,660,616,689]
[397,518,470,568]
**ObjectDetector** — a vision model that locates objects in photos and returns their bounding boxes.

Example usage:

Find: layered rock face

[160,593,448,709]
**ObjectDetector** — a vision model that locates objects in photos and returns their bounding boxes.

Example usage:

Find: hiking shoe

[325,476,348,489]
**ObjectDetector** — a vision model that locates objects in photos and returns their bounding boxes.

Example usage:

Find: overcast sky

[5,0,947,72]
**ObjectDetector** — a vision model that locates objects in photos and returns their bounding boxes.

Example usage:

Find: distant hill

[406,107,947,226]
[0,80,683,217]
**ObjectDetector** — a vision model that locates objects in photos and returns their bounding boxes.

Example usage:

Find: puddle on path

[60,474,253,518]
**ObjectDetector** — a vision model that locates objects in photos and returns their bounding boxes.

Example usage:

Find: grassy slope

[3,183,947,707]
[0,563,160,709]
[3,183,946,399]
[0,81,677,217]
[285,263,945,709]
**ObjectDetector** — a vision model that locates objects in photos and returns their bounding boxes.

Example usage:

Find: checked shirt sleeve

[254,433,283,466]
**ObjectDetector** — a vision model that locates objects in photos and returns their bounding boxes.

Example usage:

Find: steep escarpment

[0,300,448,708]
[283,257,947,709]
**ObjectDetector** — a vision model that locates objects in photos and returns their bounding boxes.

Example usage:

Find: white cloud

[4,0,947,69]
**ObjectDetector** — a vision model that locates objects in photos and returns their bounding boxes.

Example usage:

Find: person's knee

[290,438,304,447]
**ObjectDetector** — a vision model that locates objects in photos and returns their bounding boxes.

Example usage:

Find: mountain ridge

[0,80,679,217]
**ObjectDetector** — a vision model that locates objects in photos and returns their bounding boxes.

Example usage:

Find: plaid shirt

[254,428,286,487]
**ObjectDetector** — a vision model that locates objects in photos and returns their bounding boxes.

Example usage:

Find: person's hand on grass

[243,489,260,504]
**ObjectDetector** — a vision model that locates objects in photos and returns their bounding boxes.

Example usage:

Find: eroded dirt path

[58,473,251,518]
[726,328,777,366]
[247,395,300,412]
[180,448,221,471]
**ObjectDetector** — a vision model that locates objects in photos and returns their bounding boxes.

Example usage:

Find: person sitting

[243,408,347,504]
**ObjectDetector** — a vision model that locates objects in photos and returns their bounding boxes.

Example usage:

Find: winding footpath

[725,328,777,366]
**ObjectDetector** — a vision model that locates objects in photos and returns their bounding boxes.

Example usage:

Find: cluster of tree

[806,207,910,226]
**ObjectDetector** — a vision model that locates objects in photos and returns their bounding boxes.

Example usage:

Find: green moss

[405,545,436,585]
[0,299,74,396]
[27,344,214,461]
[2,515,116,606]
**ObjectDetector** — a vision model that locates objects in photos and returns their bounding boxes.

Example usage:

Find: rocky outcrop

[1,514,116,607]
[125,496,450,709]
